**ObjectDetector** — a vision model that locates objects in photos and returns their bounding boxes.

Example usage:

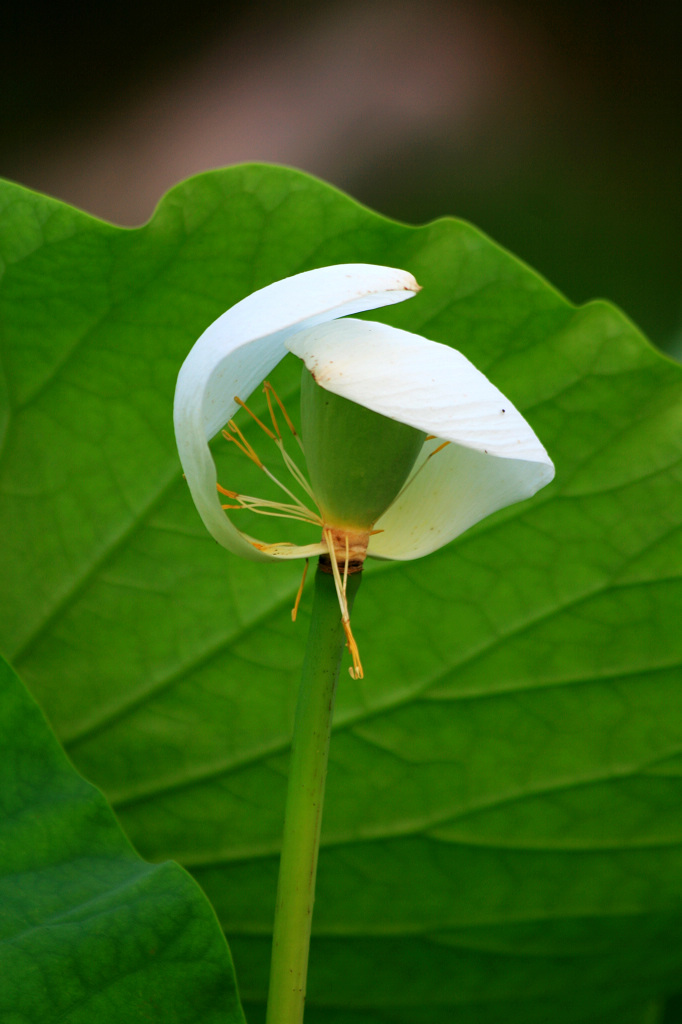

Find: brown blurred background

[2,0,681,352]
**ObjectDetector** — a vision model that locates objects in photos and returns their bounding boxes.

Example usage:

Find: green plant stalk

[265,562,363,1024]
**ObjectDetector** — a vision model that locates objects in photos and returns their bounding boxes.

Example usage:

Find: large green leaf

[0,654,244,1023]
[1,165,681,1023]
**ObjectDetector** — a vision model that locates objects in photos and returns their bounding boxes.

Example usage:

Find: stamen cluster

[217,383,366,678]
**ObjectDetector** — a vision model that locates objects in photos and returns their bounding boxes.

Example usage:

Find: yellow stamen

[234,396,277,440]
[221,429,253,462]
[342,534,350,591]
[342,621,363,681]
[264,380,300,441]
[217,483,239,498]
[277,447,317,502]
[222,421,264,468]
[260,463,314,509]
[224,507,319,524]
[323,527,364,680]
[220,488,322,524]
[222,420,314,513]
[291,559,309,622]
[263,384,282,439]
[226,394,316,510]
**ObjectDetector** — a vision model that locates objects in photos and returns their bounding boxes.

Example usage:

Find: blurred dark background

[2,0,681,352]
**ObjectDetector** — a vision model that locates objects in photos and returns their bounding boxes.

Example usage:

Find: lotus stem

[265,561,362,1024]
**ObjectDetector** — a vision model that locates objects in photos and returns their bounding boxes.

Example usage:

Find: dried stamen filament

[217,482,321,525]
[291,559,310,622]
[264,380,304,452]
[221,393,320,515]
[323,527,364,680]
[226,390,316,508]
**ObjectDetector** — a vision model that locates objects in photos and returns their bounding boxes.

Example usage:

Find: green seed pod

[300,367,426,531]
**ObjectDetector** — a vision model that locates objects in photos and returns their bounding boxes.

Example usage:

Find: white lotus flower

[175,264,554,676]
[174,262,554,564]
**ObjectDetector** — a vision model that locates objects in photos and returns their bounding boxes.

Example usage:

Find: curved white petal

[174,265,419,560]
[287,318,554,559]
[369,439,552,559]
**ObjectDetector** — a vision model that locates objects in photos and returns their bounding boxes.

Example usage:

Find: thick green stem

[265,563,362,1024]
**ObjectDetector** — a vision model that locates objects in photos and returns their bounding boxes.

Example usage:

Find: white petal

[174,265,419,559]
[287,318,554,559]
[369,439,553,560]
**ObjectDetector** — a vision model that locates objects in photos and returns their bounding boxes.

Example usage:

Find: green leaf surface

[0,654,245,1023]
[1,165,681,1023]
